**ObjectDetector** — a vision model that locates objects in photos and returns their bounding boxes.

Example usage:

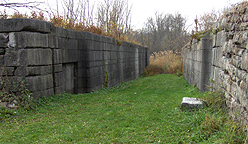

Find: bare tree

[97,0,132,38]
[135,12,190,53]
[198,9,222,31]
[0,0,46,12]
[60,0,94,25]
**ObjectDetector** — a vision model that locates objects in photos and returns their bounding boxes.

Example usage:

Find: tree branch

[0,2,46,12]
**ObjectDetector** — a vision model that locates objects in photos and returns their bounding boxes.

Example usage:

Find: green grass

[0,74,246,143]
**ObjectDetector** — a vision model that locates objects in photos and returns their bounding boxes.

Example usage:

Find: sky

[1,0,244,30]
[130,0,243,29]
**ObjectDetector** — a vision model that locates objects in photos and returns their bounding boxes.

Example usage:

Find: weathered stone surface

[241,51,248,71]
[181,97,204,110]
[0,33,8,48]
[0,18,54,33]
[62,49,79,63]
[0,55,3,66]
[8,32,50,48]
[55,86,64,94]
[26,66,52,76]
[4,49,18,66]
[57,37,78,50]
[54,72,63,87]
[216,31,227,47]
[54,64,62,73]
[26,74,53,91]
[0,48,5,55]
[27,49,52,66]
[0,18,149,105]
[15,66,27,76]
[53,49,62,64]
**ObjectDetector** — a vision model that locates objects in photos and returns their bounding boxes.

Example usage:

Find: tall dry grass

[143,50,183,76]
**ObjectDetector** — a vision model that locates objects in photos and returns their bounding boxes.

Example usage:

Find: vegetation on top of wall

[0,0,138,44]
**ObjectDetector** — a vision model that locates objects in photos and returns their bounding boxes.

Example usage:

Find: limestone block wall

[0,18,149,99]
[182,2,248,125]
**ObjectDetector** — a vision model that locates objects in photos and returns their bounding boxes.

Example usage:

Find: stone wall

[182,2,248,125]
[0,18,149,99]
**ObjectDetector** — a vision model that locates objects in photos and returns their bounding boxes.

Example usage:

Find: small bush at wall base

[0,67,33,120]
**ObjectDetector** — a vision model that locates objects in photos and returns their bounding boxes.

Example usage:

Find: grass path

[0,74,245,143]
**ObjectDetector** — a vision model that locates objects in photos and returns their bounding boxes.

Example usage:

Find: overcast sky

[2,0,244,30]
[49,0,243,29]
[130,0,243,29]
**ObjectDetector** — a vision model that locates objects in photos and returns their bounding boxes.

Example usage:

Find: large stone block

[77,77,87,89]
[62,49,79,63]
[84,61,104,68]
[0,48,5,55]
[87,76,103,88]
[95,51,103,61]
[53,49,62,64]
[0,55,3,66]
[181,97,204,111]
[26,74,53,91]
[104,51,111,61]
[212,34,217,48]
[241,51,248,71]
[0,33,8,48]
[57,37,78,49]
[15,66,27,76]
[27,49,52,66]
[4,49,18,66]
[0,18,54,33]
[54,72,63,87]
[18,49,28,66]
[86,67,103,77]
[55,27,68,38]
[54,64,62,73]
[78,40,88,51]
[8,32,50,48]
[216,31,227,47]
[26,66,52,76]
[111,51,117,60]
[0,66,15,76]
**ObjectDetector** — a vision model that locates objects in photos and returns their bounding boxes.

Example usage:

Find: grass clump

[143,50,183,76]
[195,90,247,143]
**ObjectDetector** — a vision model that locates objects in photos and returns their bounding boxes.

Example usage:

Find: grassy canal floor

[0,74,246,143]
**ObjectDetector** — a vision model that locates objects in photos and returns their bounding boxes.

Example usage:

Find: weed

[117,40,122,45]
[104,62,109,88]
